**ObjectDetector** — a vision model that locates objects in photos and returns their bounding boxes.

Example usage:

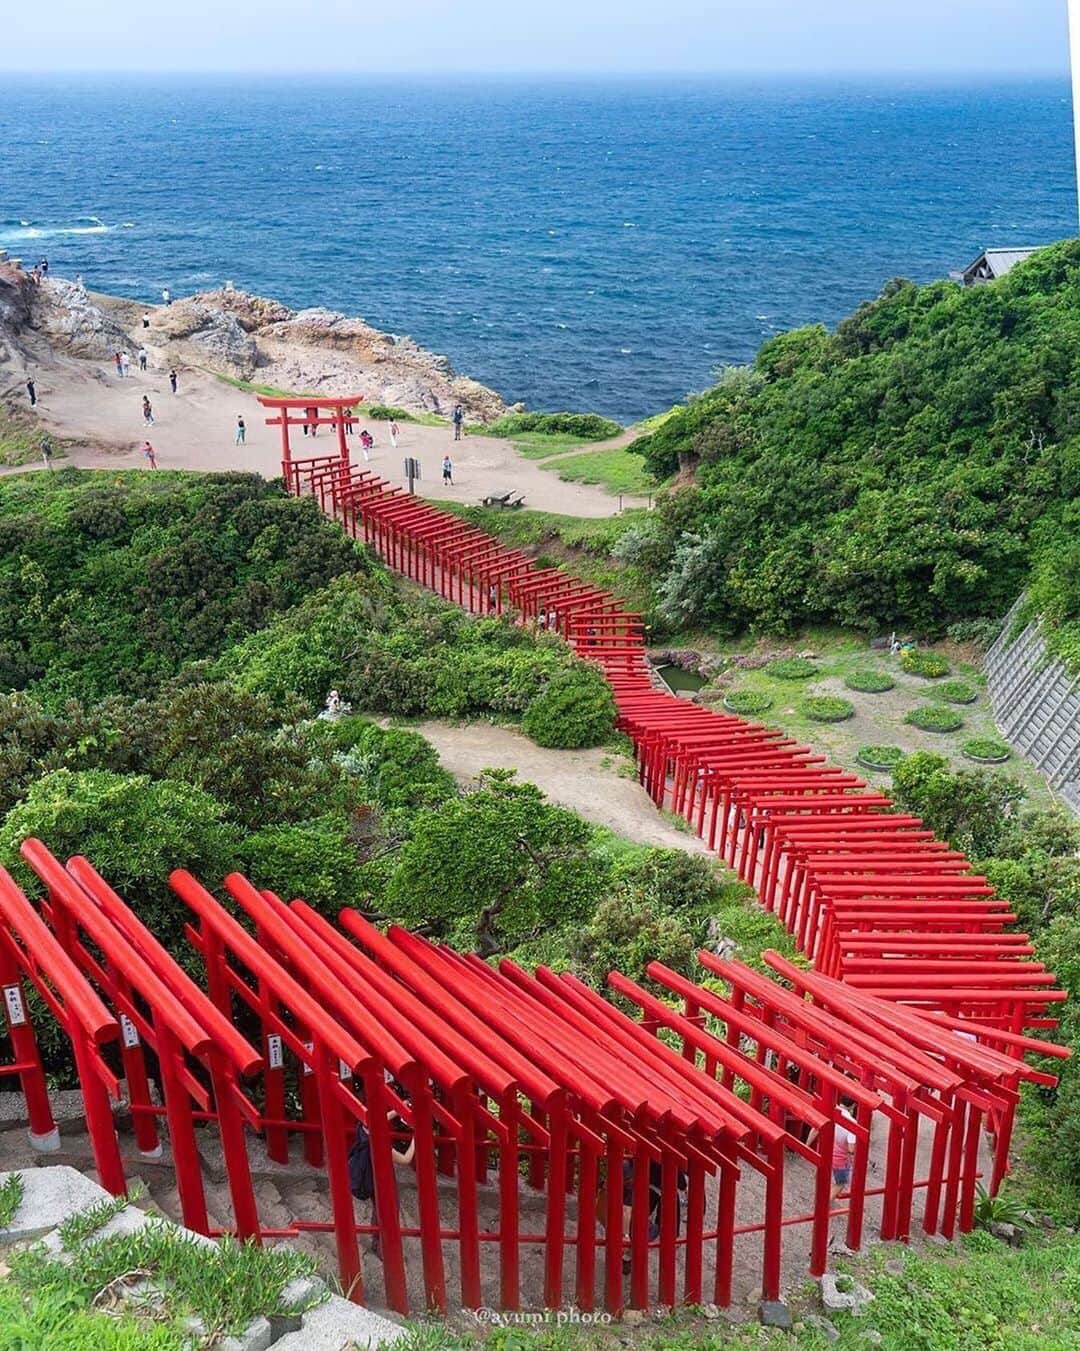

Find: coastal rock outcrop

[26,279,132,361]
[0,266,508,422]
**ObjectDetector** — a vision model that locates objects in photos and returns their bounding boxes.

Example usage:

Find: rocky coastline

[0,261,507,421]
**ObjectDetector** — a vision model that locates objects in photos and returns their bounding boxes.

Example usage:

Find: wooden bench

[481,491,526,509]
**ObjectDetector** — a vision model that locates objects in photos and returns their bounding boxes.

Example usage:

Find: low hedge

[801,696,854,722]
[906,704,964,733]
[723,690,773,716]
[482,412,622,441]
[899,649,951,679]
[765,657,818,680]
[935,679,978,705]
[856,745,906,771]
[845,670,895,693]
[962,737,1011,764]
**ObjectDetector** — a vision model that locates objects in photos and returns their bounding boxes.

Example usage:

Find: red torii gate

[258,394,366,490]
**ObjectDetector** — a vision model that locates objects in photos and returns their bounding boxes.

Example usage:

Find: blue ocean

[1,76,1075,422]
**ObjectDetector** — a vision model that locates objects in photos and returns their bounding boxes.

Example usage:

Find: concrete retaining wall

[985,599,1080,815]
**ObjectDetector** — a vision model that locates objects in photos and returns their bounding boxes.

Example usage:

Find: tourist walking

[388,417,400,449]
[25,376,36,407]
[359,429,374,461]
[452,404,464,441]
[162,287,171,306]
[40,257,49,277]
[142,395,155,426]
[138,347,148,372]
[142,312,151,329]
[120,350,131,378]
[41,437,54,470]
[442,454,453,485]
[235,415,246,445]
[488,583,498,612]
[142,441,157,469]
[169,369,178,394]
[306,405,319,437]
[114,350,124,378]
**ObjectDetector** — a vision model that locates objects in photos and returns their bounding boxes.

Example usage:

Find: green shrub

[900,648,951,678]
[385,771,608,953]
[891,752,1024,857]
[336,723,456,810]
[801,696,855,722]
[364,405,419,422]
[481,412,621,441]
[936,679,978,704]
[521,667,615,748]
[947,618,1002,648]
[906,703,964,732]
[574,893,698,999]
[240,815,366,914]
[845,669,895,693]
[723,690,773,715]
[962,737,1011,762]
[764,657,818,680]
[857,745,906,770]
[0,471,366,709]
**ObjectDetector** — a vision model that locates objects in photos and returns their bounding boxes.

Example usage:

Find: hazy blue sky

[0,0,1071,75]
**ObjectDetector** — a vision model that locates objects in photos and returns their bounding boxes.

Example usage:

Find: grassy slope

[709,633,1055,810]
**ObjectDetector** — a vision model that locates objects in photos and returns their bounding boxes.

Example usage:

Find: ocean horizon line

[0,67,1071,85]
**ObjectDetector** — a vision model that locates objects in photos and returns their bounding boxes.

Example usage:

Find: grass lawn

[502,431,608,458]
[709,632,1056,810]
[399,1230,1080,1349]
[0,406,67,467]
[547,446,657,496]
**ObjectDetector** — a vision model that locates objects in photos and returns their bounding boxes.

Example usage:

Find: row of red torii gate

[0,398,1068,1319]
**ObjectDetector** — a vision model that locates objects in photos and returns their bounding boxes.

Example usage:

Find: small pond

[656,664,707,695]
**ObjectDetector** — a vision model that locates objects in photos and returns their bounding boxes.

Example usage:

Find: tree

[890,753,1025,858]
[0,769,241,954]
[385,770,608,953]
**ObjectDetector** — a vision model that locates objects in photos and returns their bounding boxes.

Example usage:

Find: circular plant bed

[802,696,855,723]
[765,657,818,680]
[723,690,773,716]
[962,738,1011,764]
[936,679,978,705]
[856,745,906,771]
[845,670,895,694]
[905,704,963,733]
[899,649,951,679]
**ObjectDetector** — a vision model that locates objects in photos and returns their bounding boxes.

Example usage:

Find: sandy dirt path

[16,351,644,517]
[410,719,712,855]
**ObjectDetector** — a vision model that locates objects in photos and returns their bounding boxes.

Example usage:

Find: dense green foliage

[520,668,616,748]
[856,745,906,769]
[0,470,761,1087]
[0,471,365,706]
[801,695,854,722]
[962,737,1011,762]
[905,704,964,732]
[845,669,895,693]
[723,690,773,714]
[935,679,978,704]
[764,657,818,679]
[216,571,610,736]
[477,412,622,440]
[628,242,1080,636]
[900,649,951,678]
[893,753,1080,1216]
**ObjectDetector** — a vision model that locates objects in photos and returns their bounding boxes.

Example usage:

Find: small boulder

[759,1299,793,1329]
[821,1272,874,1317]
